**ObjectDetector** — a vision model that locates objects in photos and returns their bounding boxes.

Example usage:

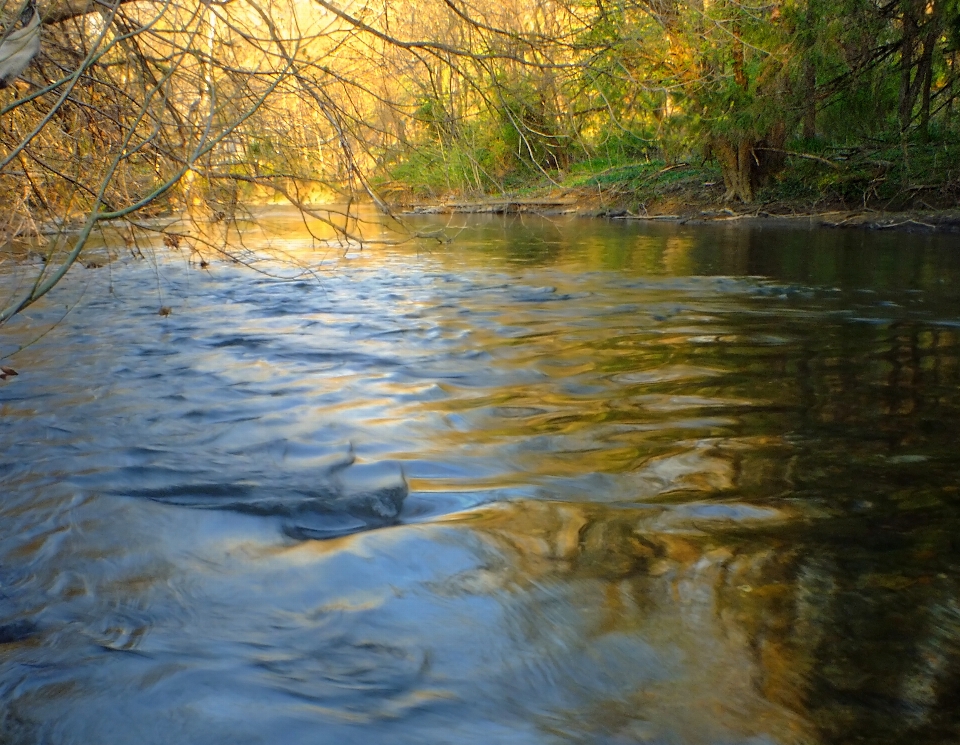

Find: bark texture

[713,121,786,203]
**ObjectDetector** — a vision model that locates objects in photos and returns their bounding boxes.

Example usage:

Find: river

[1,209,960,744]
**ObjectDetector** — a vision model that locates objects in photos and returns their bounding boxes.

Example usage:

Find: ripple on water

[3,214,960,744]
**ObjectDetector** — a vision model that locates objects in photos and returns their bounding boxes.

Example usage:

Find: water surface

[2,211,960,744]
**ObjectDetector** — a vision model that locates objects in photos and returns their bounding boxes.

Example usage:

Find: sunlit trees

[0,0,399,323]
[378,0,960,202]
[2,0,960,324]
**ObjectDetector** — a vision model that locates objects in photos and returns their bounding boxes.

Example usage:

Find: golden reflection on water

[188,211,903,742]
[4,208,960,744]
[662,234,697,276]
[431,498,815,744]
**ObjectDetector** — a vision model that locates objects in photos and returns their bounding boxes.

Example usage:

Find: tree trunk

[732,21,748,90]
[948,53,957,130]
[899,0,921,131]
[715,137,755,203]
[919,50,934,141]
[917,0,942,140]
[802,58,817,140]
[801,0,818,140]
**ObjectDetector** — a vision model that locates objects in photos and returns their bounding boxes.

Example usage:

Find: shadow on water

[1,210,960,743]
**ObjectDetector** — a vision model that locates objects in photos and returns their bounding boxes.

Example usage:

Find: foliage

[378,0,960,205]
[3,0,960,324]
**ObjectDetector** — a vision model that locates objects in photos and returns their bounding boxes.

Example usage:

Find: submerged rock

[131,458,409,540]
[329,461,409,519]
[0,620,35,645]
[281,462,409,540]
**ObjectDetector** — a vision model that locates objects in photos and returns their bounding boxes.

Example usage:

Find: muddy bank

[608,207,960,233]
[398,192,960,233]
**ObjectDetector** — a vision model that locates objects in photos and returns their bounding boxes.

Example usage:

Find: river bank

[387,154,960,233]
[399,189,960,233]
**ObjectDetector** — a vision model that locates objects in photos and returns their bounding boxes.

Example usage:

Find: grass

[379,136,960,215]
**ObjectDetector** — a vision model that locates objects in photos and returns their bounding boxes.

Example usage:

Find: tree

[0,0,416,324]
[4,0,960,330]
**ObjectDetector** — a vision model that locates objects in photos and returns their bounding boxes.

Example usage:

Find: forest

[2,0,960,321]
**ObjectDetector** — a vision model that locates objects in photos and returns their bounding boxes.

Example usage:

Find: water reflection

[1,210,960,744]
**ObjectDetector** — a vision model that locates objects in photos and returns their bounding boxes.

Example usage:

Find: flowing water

[2,210,960,744]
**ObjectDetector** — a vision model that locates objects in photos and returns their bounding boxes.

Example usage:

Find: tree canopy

[2,0,959,322]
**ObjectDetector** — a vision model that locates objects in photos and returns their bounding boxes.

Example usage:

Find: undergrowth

[379,135,960,213]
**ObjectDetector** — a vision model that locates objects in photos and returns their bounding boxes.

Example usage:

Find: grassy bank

[380,139,960,228]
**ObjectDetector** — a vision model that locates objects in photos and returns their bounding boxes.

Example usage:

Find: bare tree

[0,0,429,324]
